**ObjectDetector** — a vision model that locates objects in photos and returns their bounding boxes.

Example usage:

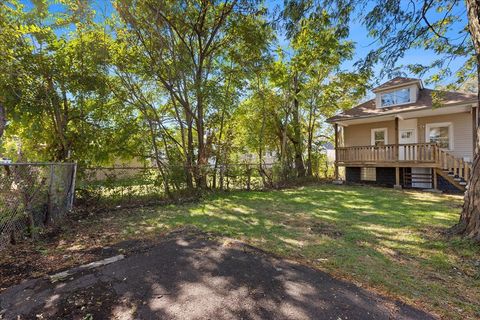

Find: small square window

[401,130,414,140]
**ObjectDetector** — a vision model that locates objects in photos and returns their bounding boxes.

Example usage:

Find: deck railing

[337,143,438,163]
[437,148,472,182]
[336,142,472,183]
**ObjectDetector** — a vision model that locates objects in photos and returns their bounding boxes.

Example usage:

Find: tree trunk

[195,60,208,189]
[145,115,171,196]
[454,151,480,240]
[280,118,289,180]
[452,0,480,240]
[306,101,316,176]
[292,74,306,177]
[195,112,208,189]
[185,113,195,190]
[0,101,5,140]
[212,74,231,189]
[307,141,313,176]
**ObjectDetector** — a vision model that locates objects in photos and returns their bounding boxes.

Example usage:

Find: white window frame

[371,128,388,146]
[380,88,411,108]
[399,128,417,144]
[425,122,454,151]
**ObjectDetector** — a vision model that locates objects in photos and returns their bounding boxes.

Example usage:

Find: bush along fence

[75,162,335,211]
[76,163,279,210]
[0,162,77,248]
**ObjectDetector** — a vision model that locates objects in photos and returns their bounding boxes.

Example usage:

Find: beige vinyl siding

[342,111,473,160]
[343,120,396,147]
[417,112,473,160]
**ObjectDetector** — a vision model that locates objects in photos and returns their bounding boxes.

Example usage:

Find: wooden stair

[436,148,472,192]
[434,168,467,192]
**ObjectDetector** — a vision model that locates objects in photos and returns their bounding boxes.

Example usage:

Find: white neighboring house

[239,150,277,164]
[321,142,336,164]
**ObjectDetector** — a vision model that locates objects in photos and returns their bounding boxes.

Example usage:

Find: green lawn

[82,184,479,319]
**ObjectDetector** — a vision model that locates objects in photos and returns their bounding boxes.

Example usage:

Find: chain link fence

[75,163,287,210]
[0,163,77,248]
[75,161,334,210]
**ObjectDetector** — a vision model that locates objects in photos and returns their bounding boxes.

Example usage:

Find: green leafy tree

[0,0,136,165]
[268,3,367,177]
[112,0,271,189]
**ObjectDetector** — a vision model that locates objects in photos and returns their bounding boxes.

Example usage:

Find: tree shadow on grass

[0,185,476,318]
[149,185,479,315]
[0,229,434,320]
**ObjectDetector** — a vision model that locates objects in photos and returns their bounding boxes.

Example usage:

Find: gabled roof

[327,88,477,123]
[372,76,423,92]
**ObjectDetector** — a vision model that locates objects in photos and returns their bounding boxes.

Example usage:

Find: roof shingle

[327,88,477,123]
[372,77,422,92]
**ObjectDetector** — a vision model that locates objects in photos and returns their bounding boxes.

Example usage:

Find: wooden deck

[335,143,472,186]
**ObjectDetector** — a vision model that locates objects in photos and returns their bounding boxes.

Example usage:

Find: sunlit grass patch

[86,184,479,319]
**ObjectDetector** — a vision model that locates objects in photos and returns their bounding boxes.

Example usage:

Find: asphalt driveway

[0,229,435,319]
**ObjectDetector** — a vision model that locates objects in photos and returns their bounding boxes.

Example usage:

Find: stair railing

[436,146,472,183]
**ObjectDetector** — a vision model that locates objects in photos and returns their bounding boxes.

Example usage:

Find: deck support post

[393,118,402,189]
[433,168,438,190]
[334,123,340,182]
[394,117,399,161]
[394,167,402,190]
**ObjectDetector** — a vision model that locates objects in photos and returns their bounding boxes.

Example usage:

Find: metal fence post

[68,162,77,210]
[47,163,55,224]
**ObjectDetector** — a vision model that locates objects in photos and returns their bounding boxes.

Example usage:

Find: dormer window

[380,88,411,107]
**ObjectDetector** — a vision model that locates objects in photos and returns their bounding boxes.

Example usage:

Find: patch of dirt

[0,223,208,292]
[0,221,153,292]
[308,222,343,238]
[36,281,119,320]
[418,226,451,241]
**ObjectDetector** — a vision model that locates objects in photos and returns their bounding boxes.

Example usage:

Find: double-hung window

[371,128,388,147]
[426,123,452,150]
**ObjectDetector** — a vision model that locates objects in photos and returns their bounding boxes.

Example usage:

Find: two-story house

[327,77,478,192]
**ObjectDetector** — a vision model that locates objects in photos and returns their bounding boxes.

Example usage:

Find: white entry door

[398,119,417,160]
[398,119,432,188]
[399,129,416,143]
